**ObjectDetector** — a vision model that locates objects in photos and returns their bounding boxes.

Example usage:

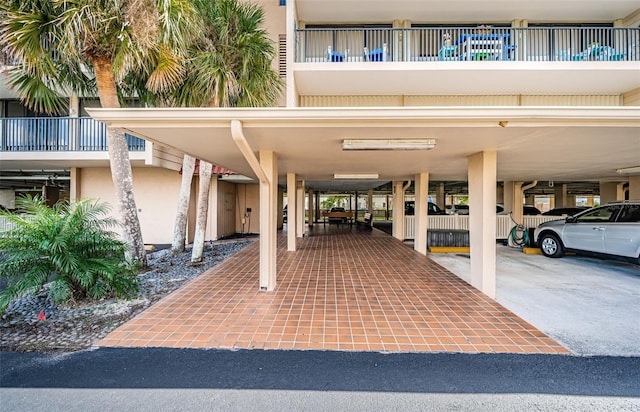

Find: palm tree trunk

[171,154,196,254]
[92,56,147,265]
[191,161,213,263]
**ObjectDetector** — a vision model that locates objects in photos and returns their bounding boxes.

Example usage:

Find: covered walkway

[98,226,568,354]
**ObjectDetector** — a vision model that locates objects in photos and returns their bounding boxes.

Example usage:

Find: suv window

[617,204,640,223]
[575,205,621,223]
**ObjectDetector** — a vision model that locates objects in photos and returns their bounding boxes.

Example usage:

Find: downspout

[522,180,538,192]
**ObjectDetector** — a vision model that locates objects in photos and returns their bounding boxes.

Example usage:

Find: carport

[90,106,640,299]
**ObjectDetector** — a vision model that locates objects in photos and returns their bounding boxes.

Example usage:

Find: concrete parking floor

[428,245,640,356]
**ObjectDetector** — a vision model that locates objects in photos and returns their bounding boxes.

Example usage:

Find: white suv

[534,201,640,264]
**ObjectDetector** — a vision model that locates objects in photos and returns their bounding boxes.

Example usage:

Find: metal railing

[0,117,145,152]
[295,26,640,62]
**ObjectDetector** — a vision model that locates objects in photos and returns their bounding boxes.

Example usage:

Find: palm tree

[166,0,283,261]
[170,155,196,253]
[0,0,196,265]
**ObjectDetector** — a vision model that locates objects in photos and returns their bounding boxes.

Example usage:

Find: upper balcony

[0,117,145,152]
[292,26,640,98]
[0,117,154,170]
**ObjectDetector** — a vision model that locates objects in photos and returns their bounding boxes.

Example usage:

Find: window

[575,205,621,223]
[617,205,640,223]
[279,0,285,5]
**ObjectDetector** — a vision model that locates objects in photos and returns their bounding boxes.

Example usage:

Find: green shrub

[0,196,138,313]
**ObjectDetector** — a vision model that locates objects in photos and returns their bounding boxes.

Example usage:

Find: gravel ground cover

[0,239,253,353]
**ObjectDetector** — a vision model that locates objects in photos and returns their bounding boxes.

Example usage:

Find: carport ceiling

[88,106,640,193]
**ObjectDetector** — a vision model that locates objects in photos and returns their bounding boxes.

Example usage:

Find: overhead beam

[230,119,270,185]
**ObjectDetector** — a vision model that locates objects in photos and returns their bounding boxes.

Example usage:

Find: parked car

[496,204,541,215]
[445,204,469,215]
[541,207,589,216]
[534,201,640,264]
[404,201,446,215]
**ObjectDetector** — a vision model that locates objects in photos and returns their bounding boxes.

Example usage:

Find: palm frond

[0,196,138,313]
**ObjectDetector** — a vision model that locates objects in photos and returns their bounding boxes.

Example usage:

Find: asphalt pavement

[1,348,640,411]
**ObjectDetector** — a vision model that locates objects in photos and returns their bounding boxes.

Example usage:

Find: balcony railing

[295,26,640,63]
[0,117,146,152]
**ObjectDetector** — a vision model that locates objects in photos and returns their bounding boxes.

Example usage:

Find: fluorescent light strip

[342,139,436,150]
[334,173,379,179]
[616,166,640,175]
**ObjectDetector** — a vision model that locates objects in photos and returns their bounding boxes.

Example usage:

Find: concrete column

[296,180,305,238]
[586,196,595,207]
[503,181,524,224]
[524,193,535,206]
[308,189,314,227]
[286,173,296,251]
[503,181,515,216]
[600,182,625,203]
[209,177,219,240]
[259,151,278,291]
[554,184,568,207]
[414,173,429,255]
[69,167,81,201]
[436,183,445,209]
[629,175,640,200]
[392,181,405,240]
[468,151,497,298]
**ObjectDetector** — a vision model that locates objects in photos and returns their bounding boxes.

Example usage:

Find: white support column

[287,173,296,251]
[468,151,497,298]
[259,151,278,291]
[629,175,640,200]
[296,180,305,238]
[414,173,429,255]
[437,183,445,209]
[504,182,523,226]
[308,189,314,227]
[208,177,219,240]
[554,184,568,208]
[600,182,625,203]
[70,167,81,201]
[503,181,515,215]
[392,181,405,240]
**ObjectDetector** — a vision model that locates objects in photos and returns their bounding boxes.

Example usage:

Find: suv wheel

[539,233,565,258]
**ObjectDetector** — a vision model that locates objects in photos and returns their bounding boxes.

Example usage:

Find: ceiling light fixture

[342,139,436,151]
[615,166,640,175]
[334,173,379,180]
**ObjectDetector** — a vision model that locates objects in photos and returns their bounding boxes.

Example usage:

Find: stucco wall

[78,167,182,245]
[77,167,259,244]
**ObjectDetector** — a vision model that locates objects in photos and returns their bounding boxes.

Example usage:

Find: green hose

[507,212,530,248]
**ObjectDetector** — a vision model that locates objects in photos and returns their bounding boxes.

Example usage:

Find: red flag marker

[37,310,46,321]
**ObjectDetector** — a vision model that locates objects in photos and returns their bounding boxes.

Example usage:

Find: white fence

[404,215,564,240]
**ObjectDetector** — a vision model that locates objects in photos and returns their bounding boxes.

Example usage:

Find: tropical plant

[0,196,138,314]
[0,0,198,265]
[165,0,283,261]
